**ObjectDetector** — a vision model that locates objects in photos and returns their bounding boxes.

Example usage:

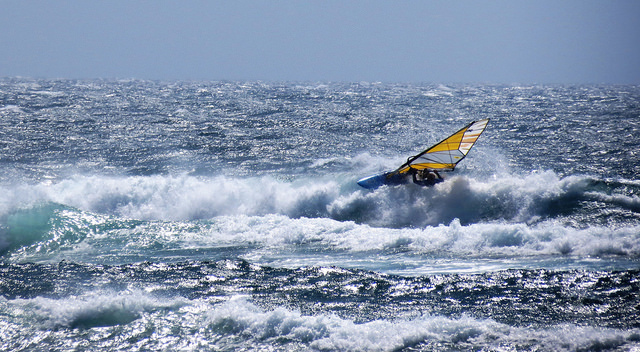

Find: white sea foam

[0,170,621,225]
[5,290,186,329]
[586,191,640,212]
[204,297,640,352]
[28,174,344,221]
[202,215,640,260]
[1,172,639,267]
[4,206,639,271]
[4,294,638,351]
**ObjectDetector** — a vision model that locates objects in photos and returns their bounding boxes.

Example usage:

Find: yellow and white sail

[396,118,489,174]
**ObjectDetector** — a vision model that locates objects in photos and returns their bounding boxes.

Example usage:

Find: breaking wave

[3,294,638,351]
[1,170,638,227]
[204,297,640,352]
[1,186,638,268]
[1,170,639,267]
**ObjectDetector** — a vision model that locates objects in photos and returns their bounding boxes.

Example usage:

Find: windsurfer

[412,168,443,186]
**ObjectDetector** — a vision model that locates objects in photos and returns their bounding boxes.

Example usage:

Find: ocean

[0,78,639,351]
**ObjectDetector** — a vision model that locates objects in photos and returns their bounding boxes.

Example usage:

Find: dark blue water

[1,78,639,351]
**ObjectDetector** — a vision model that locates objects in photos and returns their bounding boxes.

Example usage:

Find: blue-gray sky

[1,0,639,84]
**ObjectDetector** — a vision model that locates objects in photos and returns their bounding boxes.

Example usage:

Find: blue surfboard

[356,172,408,189]
[356,173,388,189]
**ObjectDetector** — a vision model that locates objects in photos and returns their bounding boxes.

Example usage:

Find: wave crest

[2,171,635,227]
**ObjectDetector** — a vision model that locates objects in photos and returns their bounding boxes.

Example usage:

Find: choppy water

[1,78,639,351]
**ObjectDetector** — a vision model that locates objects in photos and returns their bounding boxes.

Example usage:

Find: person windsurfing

[411,168,443,186]
[357,119,489,190]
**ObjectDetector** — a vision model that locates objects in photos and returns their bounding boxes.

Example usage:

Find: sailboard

[357,118,489,189]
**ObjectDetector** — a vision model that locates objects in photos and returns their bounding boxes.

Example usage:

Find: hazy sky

[2,0,639,84]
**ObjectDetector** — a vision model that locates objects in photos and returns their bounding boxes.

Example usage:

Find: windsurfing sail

[394,118,489,175]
